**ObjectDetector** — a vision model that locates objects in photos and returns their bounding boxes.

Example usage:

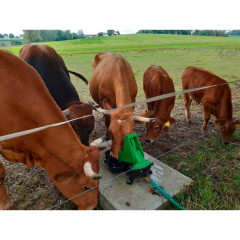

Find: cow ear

[53,170,76,183]
[215,119,225,127]
[102,99,112,110]
[169,117,176,125]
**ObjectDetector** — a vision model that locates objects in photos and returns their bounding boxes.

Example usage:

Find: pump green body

[118,133,153,170]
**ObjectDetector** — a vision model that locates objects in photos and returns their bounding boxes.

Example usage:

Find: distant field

[3,34,240,55]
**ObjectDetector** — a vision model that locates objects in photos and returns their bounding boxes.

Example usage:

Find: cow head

[63,102,94,146]
[89,103,154,159]
[108,111,155,158]
[141,111,176,143]
[215,119,240,144]
[53,146,102,210]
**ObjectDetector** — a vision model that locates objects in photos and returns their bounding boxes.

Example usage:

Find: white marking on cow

[117,119,126,123]
[90,136,107,146]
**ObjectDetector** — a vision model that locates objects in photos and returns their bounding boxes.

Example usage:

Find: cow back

[90,51,137,109]
[143,65,175,114]
[182,66,231,107]
[19,44,80,110]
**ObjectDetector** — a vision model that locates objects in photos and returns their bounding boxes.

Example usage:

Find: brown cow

[0,50,101,210]
[89,51,154,159]
[19,44,94,146]
[142,65,176,143]
[182,66,240,143]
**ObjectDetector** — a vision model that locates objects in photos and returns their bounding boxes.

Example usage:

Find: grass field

[1,34,240,210]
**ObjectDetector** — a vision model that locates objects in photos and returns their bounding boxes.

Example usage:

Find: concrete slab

[99,151,192,210]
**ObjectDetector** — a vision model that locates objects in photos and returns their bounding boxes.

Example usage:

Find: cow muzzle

[145,139,155,145]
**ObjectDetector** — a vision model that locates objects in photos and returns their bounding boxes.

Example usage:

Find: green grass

[1,33,240,210]
[161,133,240,210]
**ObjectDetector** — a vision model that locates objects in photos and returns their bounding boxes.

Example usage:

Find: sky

[1,0,240,36]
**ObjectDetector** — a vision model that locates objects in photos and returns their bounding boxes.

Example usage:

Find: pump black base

[105,150,153,184]
[105,150,130,173]
[126,164,153,185]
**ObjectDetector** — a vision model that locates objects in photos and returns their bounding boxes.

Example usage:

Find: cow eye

[155,126,159,130]
[83,185,91,191]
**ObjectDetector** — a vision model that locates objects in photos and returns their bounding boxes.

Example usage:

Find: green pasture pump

[105,132,153,184]
[118,133,153,184]
[118,133,152,169]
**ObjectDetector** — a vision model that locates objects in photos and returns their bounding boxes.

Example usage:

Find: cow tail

[68,70,88,85]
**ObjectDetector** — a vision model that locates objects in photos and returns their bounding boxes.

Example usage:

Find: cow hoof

[187,120,192,125]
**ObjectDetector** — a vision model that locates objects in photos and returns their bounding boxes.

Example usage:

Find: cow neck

[115,89,134,113]
[218,91,233,121]
[38,120,89,170]
[153,100,171,120]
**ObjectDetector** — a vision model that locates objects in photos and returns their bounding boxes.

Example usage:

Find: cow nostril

[145,139,151,143]
[224,142,230,145]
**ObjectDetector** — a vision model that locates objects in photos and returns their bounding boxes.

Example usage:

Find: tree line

[22,30,85,43]
[137,30,228,37]
[0,33,22,38]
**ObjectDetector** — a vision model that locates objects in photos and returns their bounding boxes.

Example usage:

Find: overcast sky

[1,0,240,36]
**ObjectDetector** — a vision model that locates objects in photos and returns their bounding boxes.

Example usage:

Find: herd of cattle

[0,44,239,210]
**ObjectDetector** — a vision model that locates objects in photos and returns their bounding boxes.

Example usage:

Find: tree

[107,30,114,36]
[23,30,41,43]
[62,30,72,40]
[40,30,58,42]
[77,30,84,38]
[9,33,15,38]
[3,34,8,38]
[97,32,104,37]
[72,32,79,39]
[0,34,4,38]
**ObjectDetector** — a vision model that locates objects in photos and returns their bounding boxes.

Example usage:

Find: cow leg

[183,93,192,123]
[202,102,211,133]
[0,161,12,210]
[104,115,111,140]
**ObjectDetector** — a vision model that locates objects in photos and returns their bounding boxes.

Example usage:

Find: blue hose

[149,179,185,210]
